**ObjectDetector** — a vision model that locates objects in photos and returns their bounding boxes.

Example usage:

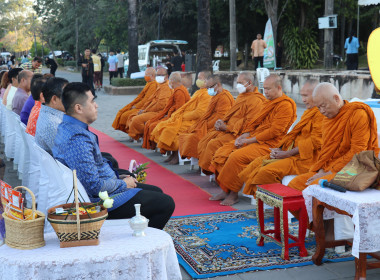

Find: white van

[124,40,187,75]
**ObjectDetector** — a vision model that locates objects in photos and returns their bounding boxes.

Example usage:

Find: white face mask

[208,88,217,96]
[156,76,165,84]
[236,81,249,94]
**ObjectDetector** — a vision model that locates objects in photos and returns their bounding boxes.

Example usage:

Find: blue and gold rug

[165,210,354,279]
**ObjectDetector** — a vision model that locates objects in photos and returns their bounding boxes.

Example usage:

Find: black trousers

[50,66,57,76]
[109,71,118,84]
[346,53,358,70]
[82,74,95,95]
[107,184,175,230]
[118,67,124,78]
[254,56,264,70]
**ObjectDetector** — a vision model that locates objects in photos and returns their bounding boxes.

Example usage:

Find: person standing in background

[45,57,58,76]
[77,48,94,95]
[108,51,118,85]
[92,49,102,91]
[116,50,124,78]
[251,34,267,70]
[345,31,360,70]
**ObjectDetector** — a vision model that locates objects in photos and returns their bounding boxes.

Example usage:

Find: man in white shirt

[107,51,118,85]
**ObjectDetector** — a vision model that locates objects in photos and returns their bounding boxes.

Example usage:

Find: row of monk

[112,68,379,206]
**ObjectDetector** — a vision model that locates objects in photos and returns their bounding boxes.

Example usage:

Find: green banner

[263,19,275,69]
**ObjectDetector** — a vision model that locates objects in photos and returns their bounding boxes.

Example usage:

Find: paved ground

[2,68,379,279]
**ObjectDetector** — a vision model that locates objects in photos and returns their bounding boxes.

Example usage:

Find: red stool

[256,183,308,260]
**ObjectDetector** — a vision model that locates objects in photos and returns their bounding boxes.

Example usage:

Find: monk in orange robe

[287,82,379,191]
[178,74,234,159]
[240,80,324,196]
[198,71,267,174]
[112,67,157,131]
[142,72,190,151]
[151,71,212,164]
[127,68,172,140]
[210,74,297,206]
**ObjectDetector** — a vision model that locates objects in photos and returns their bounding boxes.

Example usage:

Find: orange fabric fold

[112,81,158,130]
[198,88,266,173]
[288,101,379,191]
[151,88,211,152]
[240,107,324,196]
[142,85,190,149]
[212,94,297,193]
[178,89,234,159]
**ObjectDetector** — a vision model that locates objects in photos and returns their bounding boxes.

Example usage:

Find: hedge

[64,61,77,67]
[111,78,146,87]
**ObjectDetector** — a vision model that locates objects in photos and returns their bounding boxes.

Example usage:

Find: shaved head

[201,71,212,80]
[300,79,319,109]
[169,72,181,83]
[157,67,168,76]
[265,74,282,87]
[145,67,156,77]
[263,74,282,100]
[207,74,221,85]
[238,71,254,83]
[312,82,344,118]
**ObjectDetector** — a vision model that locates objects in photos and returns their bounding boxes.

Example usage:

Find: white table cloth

[0,220,182,280]
[303,185,380,258]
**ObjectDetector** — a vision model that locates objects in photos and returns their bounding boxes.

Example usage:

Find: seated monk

[178,74,234,159]
[240,79,324,196]
[127,68,172,140]
[198,71,267,174]
[112,67,157,132]
[287,82,379,191]
[210,74,297,206]
[142,72,190,151]
[151,71,212,164]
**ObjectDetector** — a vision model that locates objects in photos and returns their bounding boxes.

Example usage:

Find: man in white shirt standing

[116,50,124,78]
[108,51,118,85]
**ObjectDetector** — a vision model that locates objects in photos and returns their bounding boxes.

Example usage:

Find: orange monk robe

[211,94,297,193]
[198,87,267,174]
[127,81,172,140]
[240,106,324,196]
[112,80,158,131]
[288,101,379,191]
[142,85,190,149]
[178,89,235,159]
[151,88,211,153]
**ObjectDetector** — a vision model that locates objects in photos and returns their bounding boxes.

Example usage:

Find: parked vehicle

[124,40,188,75]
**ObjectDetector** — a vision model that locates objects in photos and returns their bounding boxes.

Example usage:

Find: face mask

[156,76,165,84]
[208,88,217,96]
[236,83,246,94]
[196,79,205,88]
[144,76,151,82]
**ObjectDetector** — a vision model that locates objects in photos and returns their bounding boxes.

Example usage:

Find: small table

[256,183,308,260]
[0,220,182,280]
[303,185,380,280]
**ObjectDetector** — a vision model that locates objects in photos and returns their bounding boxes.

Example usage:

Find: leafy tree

[197,0,212,72]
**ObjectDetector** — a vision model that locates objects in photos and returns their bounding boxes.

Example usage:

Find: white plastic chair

[213,60,220,72]
[24,133,42,204]
[0,103,7,143]
[19,122,31,187]
[4,109,17,160]
[13,116,25,178]
[256,67,270,93]
[178,150,190,166]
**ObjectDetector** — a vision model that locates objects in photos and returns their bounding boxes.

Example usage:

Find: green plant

[282,26,319,69]
[64,61,77,67]
[56,58,64,66]
[111,78,146,87]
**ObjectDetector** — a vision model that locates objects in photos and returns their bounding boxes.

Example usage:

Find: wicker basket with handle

[47,170,108,248]
[2,186,45,249]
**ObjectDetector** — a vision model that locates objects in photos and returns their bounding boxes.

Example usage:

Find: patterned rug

[165,210,354,279]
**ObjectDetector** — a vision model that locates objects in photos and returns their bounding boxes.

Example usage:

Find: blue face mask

[208,88,217,96]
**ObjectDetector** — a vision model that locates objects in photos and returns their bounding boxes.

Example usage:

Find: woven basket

[2,186,45,250]
[47,170,108,248]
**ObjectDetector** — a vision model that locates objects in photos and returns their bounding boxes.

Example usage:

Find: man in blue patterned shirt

[53,82,175,230]
[35,77,68,155]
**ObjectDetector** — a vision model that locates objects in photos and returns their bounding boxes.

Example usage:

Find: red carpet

[90,128,236,216]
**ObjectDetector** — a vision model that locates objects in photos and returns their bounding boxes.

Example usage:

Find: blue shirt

[52,115,141,211]
[107,55,118,71]
[345,37,360,54]
[35,105,64,155]
[20,95,35,125]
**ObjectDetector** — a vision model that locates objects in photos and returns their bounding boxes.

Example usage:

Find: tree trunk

[263,0,289,48]
[323,0,334,69]
[196,0,212,73]
[229,0,237,71]
[244,42,249,69]
[340,11,346,57]
[127,0,140,77]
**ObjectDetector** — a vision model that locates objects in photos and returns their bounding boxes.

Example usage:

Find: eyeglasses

[207,83,217,89]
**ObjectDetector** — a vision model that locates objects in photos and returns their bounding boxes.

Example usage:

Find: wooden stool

[256,183,308,260]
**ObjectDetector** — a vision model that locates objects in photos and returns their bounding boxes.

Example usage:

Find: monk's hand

[269,148,282,159]
[306,170,332,186]
[218,122,227,131]
[138,109,144,115]
[123,176,137,188]
[214,119,223,130]
[131,105,136,109]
